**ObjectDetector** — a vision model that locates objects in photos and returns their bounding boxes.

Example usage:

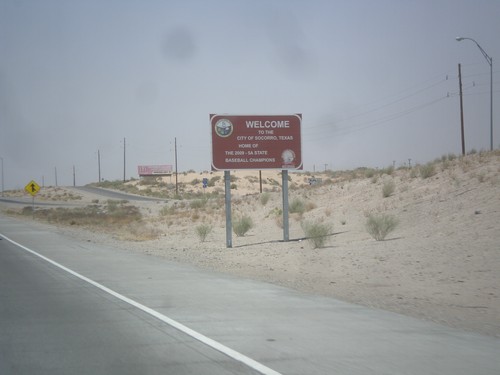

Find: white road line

[1,233,283,375]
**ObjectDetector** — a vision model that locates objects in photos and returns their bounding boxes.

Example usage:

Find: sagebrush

[233,215,253,236]
[301,220,331,248]
[365,214,399,241]
[382,179,395,198]
[195,224,212,242]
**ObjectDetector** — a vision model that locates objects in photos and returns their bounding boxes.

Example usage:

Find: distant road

[73,186,166,202]
[0,197,69,207]
[0,186,164,206]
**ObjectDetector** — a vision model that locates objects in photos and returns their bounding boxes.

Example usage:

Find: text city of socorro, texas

[225,121,294,163]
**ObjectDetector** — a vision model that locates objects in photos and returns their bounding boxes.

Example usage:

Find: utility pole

[1,157,4,197]
[259,170,262,193]
[55,167,58,187]
[97,149,101,182]
[123,137,126,182]
[174,137,178,195]
[73,165,76,187]
[458,63,465,155]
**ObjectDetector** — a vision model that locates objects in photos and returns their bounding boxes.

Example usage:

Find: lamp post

[456,37,493,151]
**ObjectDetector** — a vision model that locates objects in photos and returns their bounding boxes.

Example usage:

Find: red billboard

[138,165,173,176]
[210,114,302,170]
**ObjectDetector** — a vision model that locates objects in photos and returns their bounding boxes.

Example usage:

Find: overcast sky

[1,0,499,189]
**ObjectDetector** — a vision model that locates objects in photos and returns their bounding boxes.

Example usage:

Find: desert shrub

[301,220,331,248]
[230,183,237,190]
[419,163,436,179]
[365,168,376,178]
[208,176,221,187]
[289,197,306,215]
[380,166,394,176]
[190,198,207,209]
[260,192,271,206]
[382,179,395,198]
[365,214,399,241]
[409,167,419,178]
[139,177,159,186]
[233,215,253,236]
[160,205,176,216]
[195,224,212,242]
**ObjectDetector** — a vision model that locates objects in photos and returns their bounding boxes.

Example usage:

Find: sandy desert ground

[2,151,499,337]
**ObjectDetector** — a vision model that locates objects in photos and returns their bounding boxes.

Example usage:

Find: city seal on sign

[281,149,296,166]
[215,118,234,138]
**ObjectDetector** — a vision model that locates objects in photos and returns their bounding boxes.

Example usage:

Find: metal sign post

[224,171,232,248]
[24,180,41,219]
[282,170,289,242]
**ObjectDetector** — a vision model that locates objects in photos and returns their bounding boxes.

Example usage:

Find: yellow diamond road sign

[25,180,41,196]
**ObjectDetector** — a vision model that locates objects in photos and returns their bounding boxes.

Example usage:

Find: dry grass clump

[233,215,253,236]
[260,192,271,206]
[365,213,399,241]
[195,224,212,242]
[382,179,396,198]
[301,220,331,248]
[289,197,315,216]
[419,162,436,179]
[17,200,160,240]
[22,200,142,226]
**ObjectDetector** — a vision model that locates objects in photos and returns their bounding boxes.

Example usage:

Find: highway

[1,215,499,374]
[0,231,261,374]
[73,186,166,202]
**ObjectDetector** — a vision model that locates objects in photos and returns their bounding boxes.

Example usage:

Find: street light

[456,36,493,151]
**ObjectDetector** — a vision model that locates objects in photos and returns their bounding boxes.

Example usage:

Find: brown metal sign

[210,114,302,170]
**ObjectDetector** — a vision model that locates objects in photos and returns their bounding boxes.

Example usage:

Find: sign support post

[224,170,232,248]
[24,179,41,220]
[282,170,289,242]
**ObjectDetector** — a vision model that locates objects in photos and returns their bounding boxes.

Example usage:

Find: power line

[309,72,453,132]
[303,95,449,141]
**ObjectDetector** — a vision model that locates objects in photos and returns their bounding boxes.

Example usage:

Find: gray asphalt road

[0,236,261,375]
[73,186,166,202]
[1,215,499,375]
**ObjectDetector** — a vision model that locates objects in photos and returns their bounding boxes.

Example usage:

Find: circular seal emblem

[214,119,233,138]
[281,149,296,164]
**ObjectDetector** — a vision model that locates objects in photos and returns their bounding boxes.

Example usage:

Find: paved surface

[1,215,499,374]
[0,237,260,375]
[73,186,166,202]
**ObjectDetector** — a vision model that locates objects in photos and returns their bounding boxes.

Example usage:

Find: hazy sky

[1,0,499,189]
